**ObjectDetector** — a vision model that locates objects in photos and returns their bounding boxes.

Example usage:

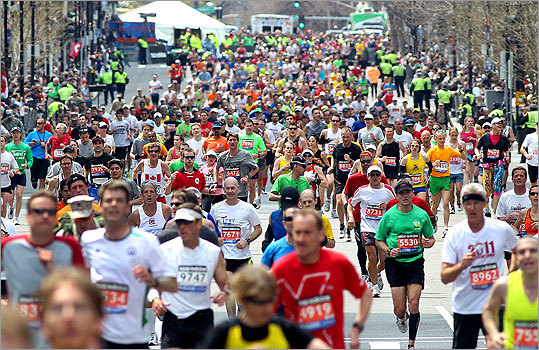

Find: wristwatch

[386,249,392,257]
[352,322,364,332]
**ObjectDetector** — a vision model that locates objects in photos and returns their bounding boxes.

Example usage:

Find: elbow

[440,273,451,285]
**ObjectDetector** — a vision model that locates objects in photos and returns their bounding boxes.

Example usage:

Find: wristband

[151,297,161,306]
[387,249,392,257]
[352,322,364,332]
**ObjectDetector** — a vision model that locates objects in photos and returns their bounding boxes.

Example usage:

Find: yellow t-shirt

[322,214,334,240]
[427,146,461,177]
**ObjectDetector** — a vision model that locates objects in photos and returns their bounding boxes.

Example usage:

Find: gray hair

[461,183,487,202]
[223,177,239,188]
[140,180,158,193]
[56,123,68,132]
[395,177,413,190]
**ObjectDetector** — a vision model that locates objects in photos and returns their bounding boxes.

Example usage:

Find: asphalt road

[11,61,522,349]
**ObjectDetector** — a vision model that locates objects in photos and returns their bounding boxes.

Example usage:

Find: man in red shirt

[198,110,213,138]
[272,210,372,349]
[165,148,207,195]
[345,152,388,280]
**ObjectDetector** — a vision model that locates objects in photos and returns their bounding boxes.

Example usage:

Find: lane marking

[369,341,400,349]
[436,305,454,331]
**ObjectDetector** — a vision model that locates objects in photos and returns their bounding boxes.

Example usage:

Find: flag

[70,42,82,59]
[1,65,8,99]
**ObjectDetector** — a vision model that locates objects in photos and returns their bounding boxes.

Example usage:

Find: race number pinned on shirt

[0,164,8,175]
[449,156,461,165]
[465,142,474,152]
[338,161,352,171]
[222,226,241,245]
[17,296,42,327]
[487,149,500,159]
[53,148,65,158]
[97,282,129,313]
[469,263,498,290]
[297,294,336,331]
[385,157,397,166]
[397,234,420,254]
[225,168,240,178]
[241,139,254,150]
[178,266,208,292]
[514,321,538,349]
[410,174,422,186]
[91,165,105,177]
[327,145,335,155]
[435,161,448,173]
[365,205,384,221]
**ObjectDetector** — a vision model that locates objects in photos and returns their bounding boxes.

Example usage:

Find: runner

[272,141,295,181]
[513,185,538,237]
[210,177,262,317]
[24,117,53,189]
[400,139,431,202]
[128,180,171,236]
[85,136,113,200]
[320,115,342,213]
[132,142,171,203]
[269,156,312,202]
[81,181,177,349]
[348,165,396,297]
[151,203,230,349]
[272,209,373,349]
[482,237,538,349]
[447,127,466,214]
[441,183,519,349]
[520,122,538,186]
[0,135,21,218]
[165,148,206,194]
[238,118,267,208]
[461,117,480,184]
[261,206,299,268]
[376,125,407,187]
[375,178,435,349]
[46,123,71,164]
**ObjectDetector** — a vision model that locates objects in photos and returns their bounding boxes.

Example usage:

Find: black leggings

[354,223,368,275]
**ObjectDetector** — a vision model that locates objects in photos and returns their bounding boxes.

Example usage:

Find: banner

[70,42,82,59]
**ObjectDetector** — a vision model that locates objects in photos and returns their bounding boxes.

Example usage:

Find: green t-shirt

[169,160,199,173]
[5,142,33,174]
[239,133,266,163]
[176,122,192,141]
[375,205,434,263]
[271,173,311,197]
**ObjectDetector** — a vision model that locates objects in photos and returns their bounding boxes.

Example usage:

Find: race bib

[365,205,384,221]
[178,266,208,292]
[17,296,41,326]
[514,321,538,349]
[241,139,254,150]
[435,161,448,173]
[91,165,105,177]
[518,223,527,237]
[225,168,240,178]
[397,234,420,254]
[410,174,422,186]
[465,142,474,151]
[167,124,177,131]
[0,164,8,175]
[338,161,352,171]
[53,148,64,158]
[385,157,397,166]
[222,226,241,245]
[97,282,129,314]
[487,149,500,159]
[297,294,336,331]
[469,263,498,290]
[327,145,335,155]
[449,156,461,165]
[204,173,215,186]
[532,149,538,156]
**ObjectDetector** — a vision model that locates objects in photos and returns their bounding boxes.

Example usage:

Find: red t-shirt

[200,122,213,138]
[170,168,206,192]
[49,134,72,161]
[344,172,388,222]
[272,249,367,349]
[386,196,434,216]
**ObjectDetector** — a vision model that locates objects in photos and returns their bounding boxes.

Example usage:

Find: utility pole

[30,1,36,84]
[18,1,24,91]
[3,1,8,61]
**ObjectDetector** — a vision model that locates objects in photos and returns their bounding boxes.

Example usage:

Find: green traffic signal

[293,1,300,8]
[298,22,305,28]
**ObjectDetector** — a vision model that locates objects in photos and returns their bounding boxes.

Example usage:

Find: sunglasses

[360,159,371,164]
[244,296,276,305]
[149,150,160,153]
[176,219,196,226]
[171,202,183,207]
[530,192,539,197]
[303,154,313,157]
[284,216,295,222]
[60,162,72,166]
[289,127,297,130]
[369,172,381,177]
[30,208,57,216]
[184,155,195,159]
[36,122,45,124]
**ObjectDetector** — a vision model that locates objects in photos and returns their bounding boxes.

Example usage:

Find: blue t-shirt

[261,236,294,268]
[24,130,53,159]
[352,119,366,133]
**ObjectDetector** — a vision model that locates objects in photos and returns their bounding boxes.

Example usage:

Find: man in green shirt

[5,127,33,224]
[175,111,192,141]
[375,178,435,350]
[269,156,311,203]
[239,119,267,208]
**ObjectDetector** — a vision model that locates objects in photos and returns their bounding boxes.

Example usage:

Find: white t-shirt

[522,133,538,166]
[495,190,531,223]
[0,151,18,188]
[160,237,221,319]
[81,227,176,344]
[393,130,413,149]
[388,104,402,123]
[267,122,284,140]
[349,184,395,233]
[210,200,261,259]
[148,79,163,95]
[187,137,206,165]
[441,218,519,314]
[110,119,131,147]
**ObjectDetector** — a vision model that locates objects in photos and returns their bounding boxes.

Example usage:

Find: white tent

[119,1,227,45]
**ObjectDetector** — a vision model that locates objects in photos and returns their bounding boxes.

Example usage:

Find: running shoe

[361,274,370,283]
[8,206,14,220]
[484,208,491,217]
[331,209,338,219]
[14,218,20,225]
[346,229,351,242]
[377,273,384,290]
[408,344,415,349]
[323,201,330,212]
[396,313,409,333]
[148,332,159,346]
[31,180,37,189]
[339,225,346,239]
[450,207,455,214]
[261,190,267,195]
[372,284,380,298]
[457,202,463,211]
[442,227,448,238]
[254,197,261,209]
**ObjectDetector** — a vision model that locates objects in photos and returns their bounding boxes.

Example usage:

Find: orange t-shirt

[366,67,381,84]
[427,146,461,177]
[56,203,102,221]
[203,136,230,154]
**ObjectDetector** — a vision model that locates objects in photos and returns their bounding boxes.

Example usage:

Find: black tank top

[381,140,400,177]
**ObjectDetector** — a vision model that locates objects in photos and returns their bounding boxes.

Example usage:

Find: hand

[252,153,258,159]
[152,298,169,317]
[421,238,432,248]
[236,239,249,249]
[170,172,177,182]
[460,250,476,269]
[240,176,248,184]
[389,248,400,258]
[59,143,65,148]
[527,154,533,160]
[508,212,520,221]
[8,170,14,177]
[22,164,28,170]
[433,159,441,167]
[379,203,387,210]
[344,154,351,161]
[369,132,375,140]
[282,163,290,171]
[349,326,360,349]
[347,220,355,230]
[30,140,37,145]
[210,291,228,306]
[45,153,50,160]
[486,332,506,349]
[132,264,155,286]
[36,248,54,271]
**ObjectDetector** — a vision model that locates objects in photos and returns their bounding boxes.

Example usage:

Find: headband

[462,193,486,203]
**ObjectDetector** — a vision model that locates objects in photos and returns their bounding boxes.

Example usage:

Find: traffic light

[293,1,300,8]
[298,15,305,29]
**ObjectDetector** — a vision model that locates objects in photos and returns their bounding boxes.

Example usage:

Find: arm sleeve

[495,197,508,218]
[421,210,435,238]
[280,317,315,349]
[26,145,34,168]
[323,216,334,239]
[57,236,85,267]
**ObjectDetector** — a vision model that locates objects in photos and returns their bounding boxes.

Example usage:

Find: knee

[394,305,406,317]
[366,248,377,260]
[408,299,420,313]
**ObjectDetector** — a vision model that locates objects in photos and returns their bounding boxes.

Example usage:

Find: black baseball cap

[67,173,88,188]
[291,156,309,167]
[281,187,299,211]
[395,181,413,194]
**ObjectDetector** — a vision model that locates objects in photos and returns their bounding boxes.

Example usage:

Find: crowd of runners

[0,24,538,350]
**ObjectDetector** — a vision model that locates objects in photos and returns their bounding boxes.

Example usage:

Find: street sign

[197,6,215,13]
[516,91,525,106]
[484,58,493,72]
